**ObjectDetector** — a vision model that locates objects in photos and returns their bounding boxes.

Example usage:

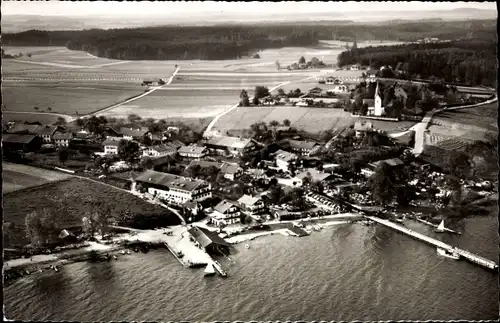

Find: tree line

[338,39,496,86]
[3,19,494,61]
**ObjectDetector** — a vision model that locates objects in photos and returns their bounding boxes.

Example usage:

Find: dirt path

[91,66,180,117]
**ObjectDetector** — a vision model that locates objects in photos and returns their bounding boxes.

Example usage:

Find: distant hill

[1,7,496,32]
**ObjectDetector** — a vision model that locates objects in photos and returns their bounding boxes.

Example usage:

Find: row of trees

[338,39,496,86]
[25,199,110,247]
[239,86,271,106]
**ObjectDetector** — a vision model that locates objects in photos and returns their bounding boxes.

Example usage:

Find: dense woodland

[338,38,497,86]
[3,19,495,61]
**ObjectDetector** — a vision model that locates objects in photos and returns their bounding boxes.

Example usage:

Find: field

[212,106,415,134]
[2,162,72,194]
[2,82,144,115]
[3,176,179,248]
[427,103,498,144]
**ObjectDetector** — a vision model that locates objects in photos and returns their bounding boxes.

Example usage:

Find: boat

[435,220,445,233]
[245,244,250,249]
[204,263,216,276]
[437,247,460,260]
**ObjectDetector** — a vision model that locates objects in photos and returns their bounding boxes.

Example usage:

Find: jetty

[366,216,498,271]
[416,217,461,235]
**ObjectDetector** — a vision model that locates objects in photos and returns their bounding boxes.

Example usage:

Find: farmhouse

[273,149,298,172]
[325,76,342,85]
[205,135,258,156]
[208,199,242,226]
[119,127,151,141]
[103,127,121,138]
[102,137,122,155]
[187,226,230,255]
[178,145,208,160]
[368,158,404,170]
[354,121,374,137]
[142,143,178,158]
[328,84,349,94]
[237,194,265,216]
[259,96,278,106]
[53,132,73,147]
[287,139,320,156]
[350,64,361,71]
[2,134,42,152]
[220,163,243,181]
[134,170,212,204]
[293,168,334,187]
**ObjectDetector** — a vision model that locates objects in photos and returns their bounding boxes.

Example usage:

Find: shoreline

[3,217,355,284]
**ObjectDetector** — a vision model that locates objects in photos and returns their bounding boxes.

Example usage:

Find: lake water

[4,216,498,321]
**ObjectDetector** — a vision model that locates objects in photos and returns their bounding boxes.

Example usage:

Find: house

[273,149,298,172]
[287,140,320,156]
[141,78,165,86]
[208,200,242,226]
[366,69,378,79]
[53,132,73,147]
[328,84,349,94]
[186,160,224,172]
[178,144,208,160]
[368,158,404,170]
[102,127,121,139]
[205,135,258,156]
[331,182,359,194]
[142,143,178,158]
[350,64,360,71]
[187,226,230,255]
[133,170,212,204]
[325,76,342,85]
[220,163,243,181]
[354,121,374,137]
[293,168,334,187]
[102,137,122,155]
[36,126,58,143]
[237,195,265,215]
[119,127,151,141]
[259,96,278,106]
[2,134,42,152]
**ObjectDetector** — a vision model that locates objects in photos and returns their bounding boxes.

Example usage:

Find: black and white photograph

[2,1,498,321]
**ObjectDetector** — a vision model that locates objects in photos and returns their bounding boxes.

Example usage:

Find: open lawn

[432,103,498,133]
[2,83,144,115]
[213,105,417,134]
[3,176,179,248]
[97,89,237,119]
[2,162,72,194]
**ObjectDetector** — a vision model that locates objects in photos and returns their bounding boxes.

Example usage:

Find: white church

[367,82,385,116]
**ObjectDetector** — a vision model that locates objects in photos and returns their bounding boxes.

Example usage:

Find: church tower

[374,82,384,116]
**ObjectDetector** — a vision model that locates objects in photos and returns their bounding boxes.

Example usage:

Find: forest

[2,19,495,61]
[337,39,497,86]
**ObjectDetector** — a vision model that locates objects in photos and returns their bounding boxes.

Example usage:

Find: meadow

[3,177,178,248]
[212,106,414,134]
[2,162,72,194]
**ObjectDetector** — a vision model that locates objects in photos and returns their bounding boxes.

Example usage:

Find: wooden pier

[366,216,498,271]
[416,217,461,235]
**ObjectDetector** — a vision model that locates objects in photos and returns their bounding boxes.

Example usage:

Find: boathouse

[187,226,231,255]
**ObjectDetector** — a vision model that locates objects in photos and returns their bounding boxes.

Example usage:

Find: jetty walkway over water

[366,216,498,271]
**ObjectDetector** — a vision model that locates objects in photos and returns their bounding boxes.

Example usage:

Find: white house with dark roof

[102,137,122,155]
[53,131,73,147]
[220,163,243,181]
[119,127,151,141]
[237,194,265,215]
[273,149,298,172]
[293,168,335,187]
[142,143,178,158]
[178,144,208,160]
[205,135,258,156]
[209,199,242,226]
[287,139,320,156]
[133,170,211,204]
